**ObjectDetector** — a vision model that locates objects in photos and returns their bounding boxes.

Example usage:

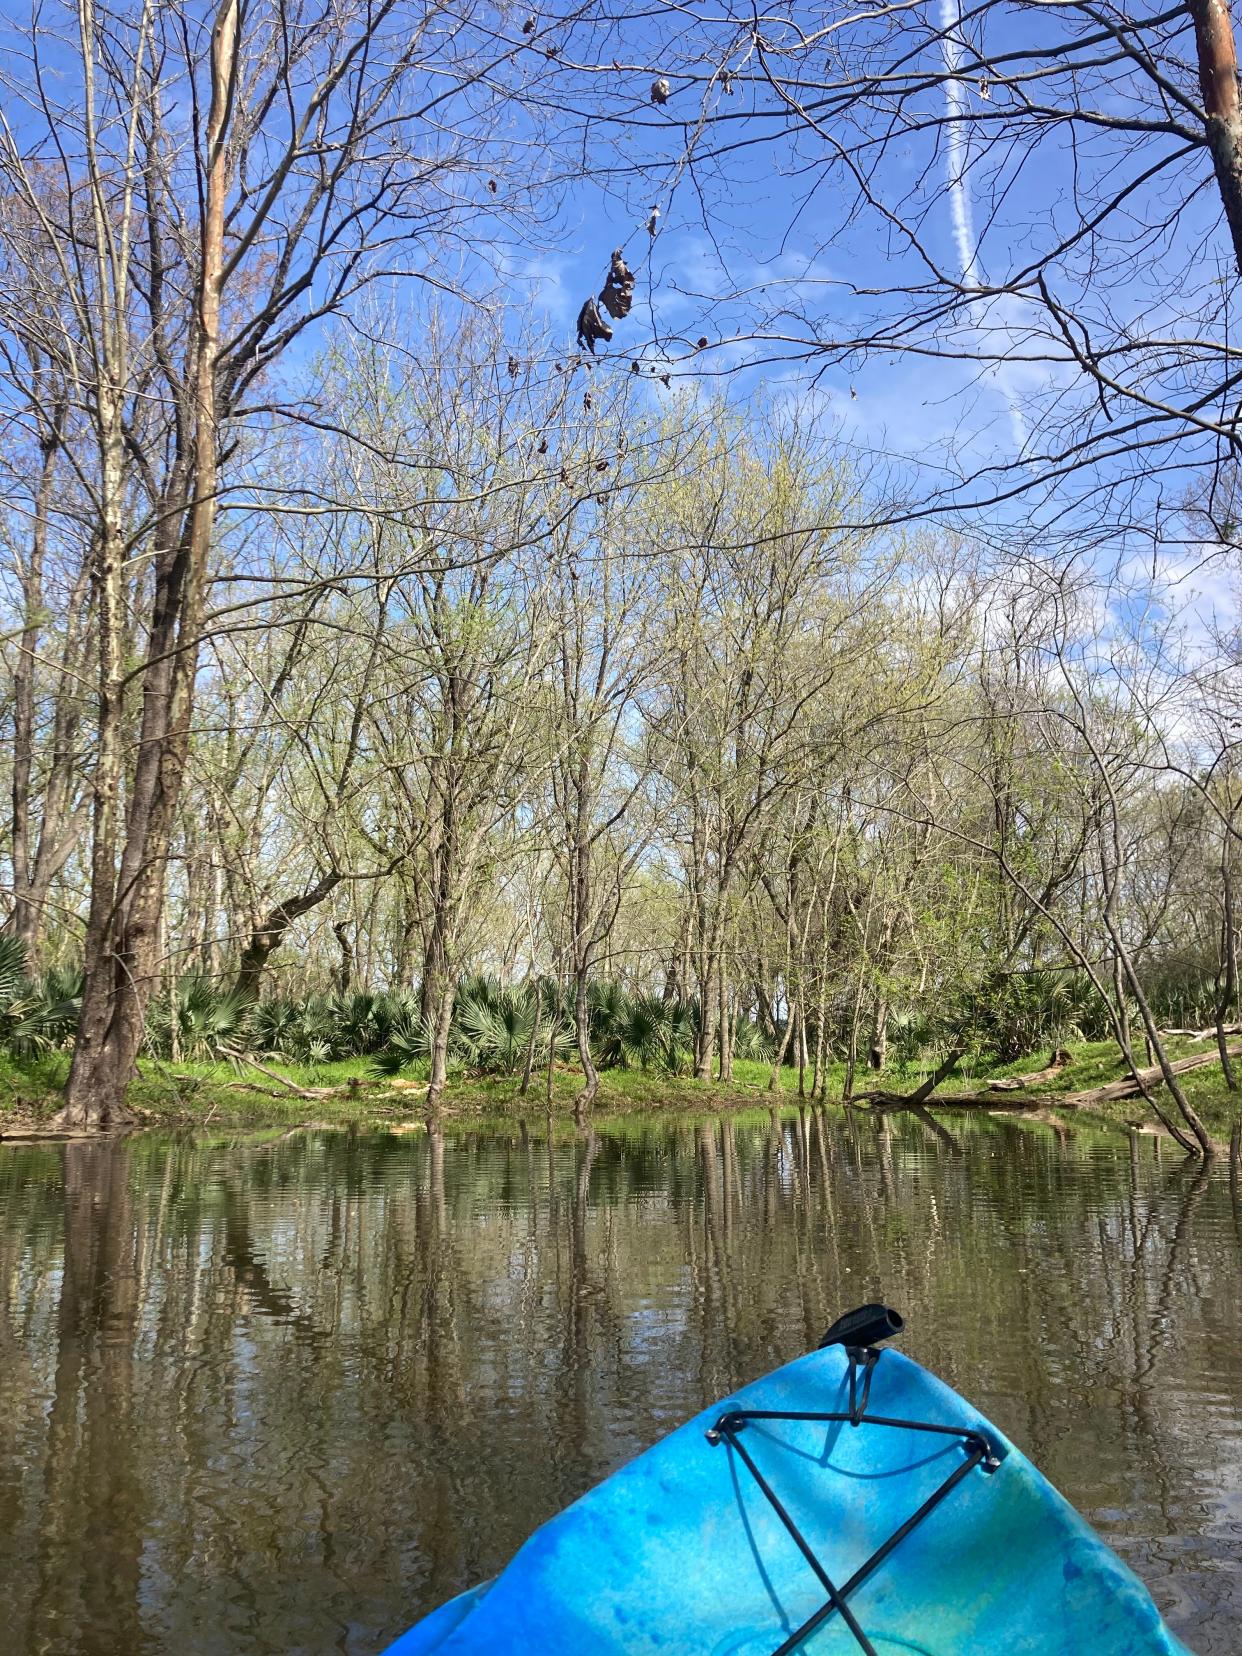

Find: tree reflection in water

[0,1113,1237,1655]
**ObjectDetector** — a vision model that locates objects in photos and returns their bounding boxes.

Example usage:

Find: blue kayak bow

[384,1306,1191,1655]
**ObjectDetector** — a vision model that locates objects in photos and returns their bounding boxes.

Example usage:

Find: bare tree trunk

[332,920,354,995]
[60,0,239,1130]
[545,978,558,1115]
[421,740,460,1115]
[60,507,130,1126]
[716,967,734,1082]
[570,823,599,1126]
[426,983,454,1118]
[843,969,866,1101]
[8,396,67,956]
[811,973,827,1101]
[572,977,596,1127]
[1112,952,1132,1054]
[1187,0,1242,279]
[868,993,889,1071]
[1216,836,1239,1090]
[694,918,722,1080]
[518,977,540,1098]
[768,991,797,1092]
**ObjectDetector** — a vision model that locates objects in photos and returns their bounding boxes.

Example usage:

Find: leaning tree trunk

[1102,909,1214,1156]
[768,992,797,1092]
[233,872,343,999]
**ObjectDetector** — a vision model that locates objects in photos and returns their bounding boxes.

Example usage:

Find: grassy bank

[0,1052,798,1134]
[2,1039,1240,1138]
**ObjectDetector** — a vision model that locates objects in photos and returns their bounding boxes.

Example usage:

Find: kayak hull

[384,1345,1190,1655]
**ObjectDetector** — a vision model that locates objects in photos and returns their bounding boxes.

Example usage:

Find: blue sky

[478,0,1240,593]
[3,0,1236,634]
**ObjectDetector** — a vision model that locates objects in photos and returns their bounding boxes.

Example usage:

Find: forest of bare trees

[1,0,1241,1151]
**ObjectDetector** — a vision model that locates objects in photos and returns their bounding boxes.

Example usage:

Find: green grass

[922,1036,1242,1136]
[2,1038,1239,1139]
[0,1050,794,1134]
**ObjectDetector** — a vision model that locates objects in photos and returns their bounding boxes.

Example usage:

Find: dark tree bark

[233,872,343,1000]
[332,920,355,995]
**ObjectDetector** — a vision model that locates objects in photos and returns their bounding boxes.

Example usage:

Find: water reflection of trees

[0,1115,1236,1653]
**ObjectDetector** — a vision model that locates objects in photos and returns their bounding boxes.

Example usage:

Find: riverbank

[3,1036,1240,1141]
[0,1052,806,1135]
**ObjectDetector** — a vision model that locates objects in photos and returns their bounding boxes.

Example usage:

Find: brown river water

[0,1111,1238,1655]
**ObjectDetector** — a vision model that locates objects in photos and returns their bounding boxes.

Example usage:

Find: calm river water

[0,1111,1238,1655]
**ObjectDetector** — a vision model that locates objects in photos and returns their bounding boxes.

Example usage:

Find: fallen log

[1058,1045,1241,1105]
[1156,1024,1241,1040]
[861,1044,1240,1114]
[987,1049,1072,1090]
[171,1074,329,1101]
[862,1090,1047,1112]
[216,1049,329,1098]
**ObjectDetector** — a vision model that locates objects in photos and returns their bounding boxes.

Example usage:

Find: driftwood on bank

[1056,1046,1242,1105]
[169,1052,367,1103]
[1156,1023,1241,1040]
[861,1045,1241,1114]
[171,1074,328,1101]
[986,1053,1073,1092]
[863,1089,1048,1112]
[986,1049,1072,1090]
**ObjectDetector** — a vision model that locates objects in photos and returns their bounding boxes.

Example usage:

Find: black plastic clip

[845,1346,880,1425]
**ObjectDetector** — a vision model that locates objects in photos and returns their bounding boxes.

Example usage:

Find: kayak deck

[385,1342,1190,1655]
